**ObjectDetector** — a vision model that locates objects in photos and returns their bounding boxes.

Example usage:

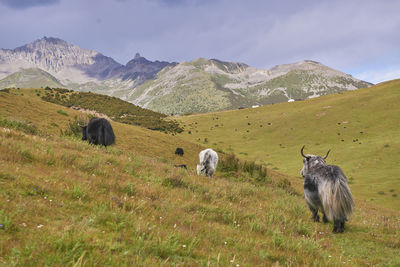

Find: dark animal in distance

[175,147,184,156]
[174,164,187,169]
[81,117,115,146]
[300,146,354,233]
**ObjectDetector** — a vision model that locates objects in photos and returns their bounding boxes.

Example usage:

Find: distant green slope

[127,59,372,115]
[176,79,400,210]
[0,68,64,89]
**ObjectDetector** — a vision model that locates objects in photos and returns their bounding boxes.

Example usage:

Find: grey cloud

[0,0,60,9]
[0,0,399,83]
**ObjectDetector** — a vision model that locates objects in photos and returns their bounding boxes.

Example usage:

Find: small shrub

[0,117,38,135]
[71,186,86,200]
[57,110,68,116]
[0,172,17,181]
[162,176,187,188]
[121,183,136,197]
[61,116,86,138]
[20,150,34,163]
[0,210,18,232]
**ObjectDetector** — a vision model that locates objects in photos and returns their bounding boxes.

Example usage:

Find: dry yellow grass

[0,88,399,266]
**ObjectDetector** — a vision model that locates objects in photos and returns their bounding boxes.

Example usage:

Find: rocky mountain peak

[14,36,71,53]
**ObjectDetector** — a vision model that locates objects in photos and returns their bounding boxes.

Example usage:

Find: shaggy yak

[300,146,354,233]
[81,117,115,146]
[197,148,218,177]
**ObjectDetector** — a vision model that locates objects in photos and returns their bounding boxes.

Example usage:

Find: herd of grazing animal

[80,117,354,233]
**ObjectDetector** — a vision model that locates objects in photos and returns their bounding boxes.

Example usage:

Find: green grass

[0,117,39,135]
[40,87,183,133]
[0,87,400,266]
[0,68,64,89]
[176,79,400,210]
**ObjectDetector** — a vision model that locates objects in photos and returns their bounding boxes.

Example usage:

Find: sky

[0,0,399,84]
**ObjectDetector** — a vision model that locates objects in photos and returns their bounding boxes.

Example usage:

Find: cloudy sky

[0,0,399,83]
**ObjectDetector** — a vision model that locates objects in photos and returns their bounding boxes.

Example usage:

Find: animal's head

[300,145,330,177]
[81,125,88,140]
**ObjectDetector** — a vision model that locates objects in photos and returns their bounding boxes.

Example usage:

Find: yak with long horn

[300,146,354,233]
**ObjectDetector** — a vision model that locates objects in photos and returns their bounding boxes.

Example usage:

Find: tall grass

[0,117,38,135]
[219,153,269,183]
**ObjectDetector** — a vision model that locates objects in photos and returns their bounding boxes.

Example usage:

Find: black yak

[174,164,187,169]
[175,147,184,156]
[81,117,115,146]
[197,148,218,177]
[300,146,354,233]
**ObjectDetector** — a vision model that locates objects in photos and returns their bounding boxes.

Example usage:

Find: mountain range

[0,37,372,115]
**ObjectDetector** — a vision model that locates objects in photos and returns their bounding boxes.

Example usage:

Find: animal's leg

[322,212,329,223]
[333,219,344,233]
[339,221,345,233]
[308,206,320,222]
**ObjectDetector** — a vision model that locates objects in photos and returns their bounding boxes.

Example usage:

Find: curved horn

[300,145,309,159]
[323,149,331,160]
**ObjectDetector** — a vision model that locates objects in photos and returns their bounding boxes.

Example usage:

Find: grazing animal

[300,146,354,233]
[175,147,184,156]
[81,117,115,146]
[197,148,218,177]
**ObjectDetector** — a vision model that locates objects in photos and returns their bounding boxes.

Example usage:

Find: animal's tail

[103,124,116,146]
[321,176,354,221]
[203,151,211,166]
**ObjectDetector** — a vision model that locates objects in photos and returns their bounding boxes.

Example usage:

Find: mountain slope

[1,38,372,115]
[0,37,122,84]
[125,58,372,115]
[0,37,173,87]
[175,79,400,210]
[0,88,399,266]
[0,68,64,88]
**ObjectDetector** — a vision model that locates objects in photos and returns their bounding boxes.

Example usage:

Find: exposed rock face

[0,37,173,85]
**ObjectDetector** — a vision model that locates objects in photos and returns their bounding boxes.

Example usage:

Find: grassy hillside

[0,68,64,89]
[0,88,399,266]
[125,59,372,115]
[176,79,400,210]
[39,87,183,133]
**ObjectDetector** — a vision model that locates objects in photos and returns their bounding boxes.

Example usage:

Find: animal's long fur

[317,165,354,221]
[301,150,354,233]
[197,148,218,177]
